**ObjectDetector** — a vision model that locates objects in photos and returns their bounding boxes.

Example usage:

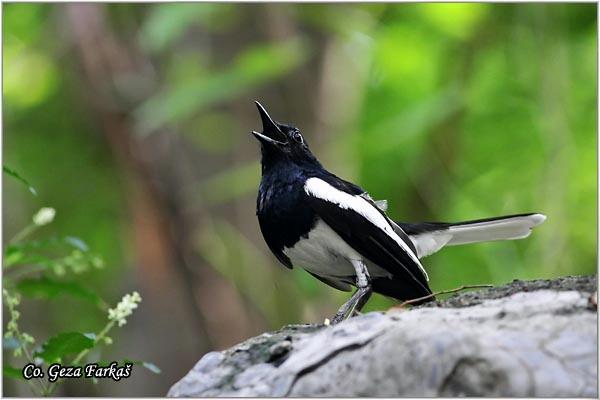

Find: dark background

[3,3,596,396]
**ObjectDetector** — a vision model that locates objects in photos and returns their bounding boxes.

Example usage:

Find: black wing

[304,176,432,301]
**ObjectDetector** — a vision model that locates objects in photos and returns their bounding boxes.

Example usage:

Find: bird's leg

[331,260,372,324]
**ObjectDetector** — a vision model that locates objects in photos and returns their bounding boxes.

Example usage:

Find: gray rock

[168,275,597,397]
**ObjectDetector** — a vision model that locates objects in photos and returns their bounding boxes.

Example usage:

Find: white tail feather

[447,214,546,245]
[409,214,546,258]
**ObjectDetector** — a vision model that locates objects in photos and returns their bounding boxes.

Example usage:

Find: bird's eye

[293,131,303,144]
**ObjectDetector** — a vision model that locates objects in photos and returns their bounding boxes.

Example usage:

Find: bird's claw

[330,310,347,325]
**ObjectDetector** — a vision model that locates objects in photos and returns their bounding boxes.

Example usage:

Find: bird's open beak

[251,101,287,146]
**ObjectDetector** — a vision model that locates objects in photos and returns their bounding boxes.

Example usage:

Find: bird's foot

[329,286,372,325]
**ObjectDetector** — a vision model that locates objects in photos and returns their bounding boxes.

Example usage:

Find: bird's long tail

[395,213,546,258]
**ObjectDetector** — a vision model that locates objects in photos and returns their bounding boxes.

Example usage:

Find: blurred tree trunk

[60,3,263,394]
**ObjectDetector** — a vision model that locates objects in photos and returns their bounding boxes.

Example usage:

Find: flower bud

[33,207,56,226]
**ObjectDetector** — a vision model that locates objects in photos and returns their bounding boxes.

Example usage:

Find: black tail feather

[396,212,541,236]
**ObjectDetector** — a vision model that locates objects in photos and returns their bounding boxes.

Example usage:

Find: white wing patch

[304,177,428,281]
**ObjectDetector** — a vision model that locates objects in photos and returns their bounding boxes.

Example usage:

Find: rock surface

[168,275,597,397]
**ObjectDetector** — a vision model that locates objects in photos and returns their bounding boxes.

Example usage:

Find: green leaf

[4,246,25,267]
[36,332,95,363]
[4,253,54,269]
[140,4,236,53]
[4,237,90,269]
[3,165,37,195]
[3,365,24,380]
[16,277,103,307]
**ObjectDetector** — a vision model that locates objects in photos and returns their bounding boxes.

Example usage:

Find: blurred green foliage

[3,2,596,396]
[2,173,157,396]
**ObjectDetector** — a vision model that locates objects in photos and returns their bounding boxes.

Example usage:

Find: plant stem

[395,284,494,308]
[73,321,114,366]
[4,291,49,395]
[43,320,115,396]
[8,224,38,245]
[18,331,50,395]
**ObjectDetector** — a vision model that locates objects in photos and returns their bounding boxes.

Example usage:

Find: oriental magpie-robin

[251,101,546,323]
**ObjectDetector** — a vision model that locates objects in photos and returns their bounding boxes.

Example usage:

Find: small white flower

[33,207,56,226]
[91,256,104,269]
[22,333,35,344]
[108,291,142,327]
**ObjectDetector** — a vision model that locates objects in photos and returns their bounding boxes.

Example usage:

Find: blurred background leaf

[3,166,37,196]
[16,278,105,309]
[3,365,25,380]
[134,37,310,135]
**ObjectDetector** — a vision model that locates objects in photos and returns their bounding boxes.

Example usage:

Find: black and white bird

[251,101,546,323]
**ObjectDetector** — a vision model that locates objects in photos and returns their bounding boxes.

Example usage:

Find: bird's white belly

[283,219,390,279]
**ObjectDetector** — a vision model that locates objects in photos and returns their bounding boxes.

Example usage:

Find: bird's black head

[251,101,321,172]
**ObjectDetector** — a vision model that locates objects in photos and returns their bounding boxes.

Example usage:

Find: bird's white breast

[283,219,391,279]
[283,219,356,277]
